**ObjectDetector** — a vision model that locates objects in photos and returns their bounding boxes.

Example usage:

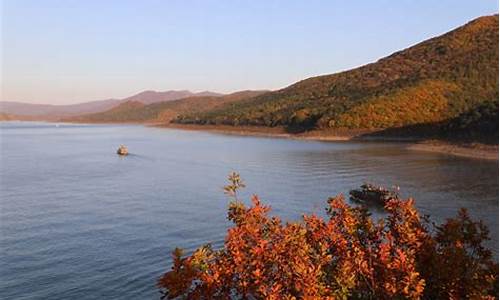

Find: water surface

[1,122,498,299]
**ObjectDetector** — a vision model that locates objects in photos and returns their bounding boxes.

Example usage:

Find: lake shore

[5,120,496,160]
[156,123,499,160]
[153,123,368,141]
[407,140,498,160]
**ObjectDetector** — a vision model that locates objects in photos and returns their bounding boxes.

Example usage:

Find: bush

[158,173,498,299]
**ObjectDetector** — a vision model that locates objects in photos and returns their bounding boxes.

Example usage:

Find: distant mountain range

[0,90,223,119]
[119,90,221,105]
[0,99,122,118]
[64,90,267,123]
[1,15,497,143]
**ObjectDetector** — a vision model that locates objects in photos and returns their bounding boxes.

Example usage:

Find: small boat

[117,145,128,156]
[349,183,399,206]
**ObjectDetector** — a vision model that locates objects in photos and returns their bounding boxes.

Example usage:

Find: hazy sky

[1,0,498,104]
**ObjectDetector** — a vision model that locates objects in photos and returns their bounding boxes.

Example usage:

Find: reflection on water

[0,122,498,299]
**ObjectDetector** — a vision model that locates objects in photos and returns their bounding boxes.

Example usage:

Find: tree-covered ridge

[444,100,499,142]
[175,15,498,133]
[333,80,459,128]
[65,91,266,123]
[358,99,499,144]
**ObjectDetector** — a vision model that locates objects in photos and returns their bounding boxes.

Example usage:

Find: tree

[158,173,498,299]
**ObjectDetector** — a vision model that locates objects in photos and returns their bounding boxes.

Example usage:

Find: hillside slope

[0,99,121,117]
[0,90,222,118]
[0,113,40,121]
[175,15,498,138]
[119,90,222,105]
[66,91,266,123]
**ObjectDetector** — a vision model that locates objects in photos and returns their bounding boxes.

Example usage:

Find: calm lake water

[0,122,498,299]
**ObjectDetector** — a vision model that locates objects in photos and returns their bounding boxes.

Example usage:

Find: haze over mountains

[0,90,222,119]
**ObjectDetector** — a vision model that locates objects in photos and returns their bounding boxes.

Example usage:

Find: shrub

[158,173,498,299]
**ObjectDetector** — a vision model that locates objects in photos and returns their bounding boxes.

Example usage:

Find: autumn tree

[158,173,498,299]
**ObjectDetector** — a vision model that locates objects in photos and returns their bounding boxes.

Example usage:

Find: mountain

[174,15,498,139]
[0,90,222,119]
[65,90,266,123]
[0,99,121,118]
[358,99,499,144]
[120,90,223,105]
[0,112,39,121]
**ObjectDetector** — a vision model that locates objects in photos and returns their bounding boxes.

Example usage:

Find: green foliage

[223,171,246,201]
[443,100,499,142]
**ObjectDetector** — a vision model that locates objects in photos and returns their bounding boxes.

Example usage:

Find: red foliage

[158,174,498,299]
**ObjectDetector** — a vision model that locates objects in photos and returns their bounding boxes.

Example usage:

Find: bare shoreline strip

[155,123,498,161]
[407,142,498,161]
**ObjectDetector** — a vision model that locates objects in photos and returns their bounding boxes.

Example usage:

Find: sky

[1,0,498,105]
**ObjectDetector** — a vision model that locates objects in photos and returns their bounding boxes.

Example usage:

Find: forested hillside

[174,15,499,137]
[66,91,266,123]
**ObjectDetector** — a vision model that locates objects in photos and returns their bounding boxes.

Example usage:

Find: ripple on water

[0,123,497,299]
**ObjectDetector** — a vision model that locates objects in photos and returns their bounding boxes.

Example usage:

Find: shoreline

[154,123,375,141]
[3,120,497,161]
[156,123,499,161]
[407,141,498,161]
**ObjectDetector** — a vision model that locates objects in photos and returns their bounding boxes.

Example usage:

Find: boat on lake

[349,183,400,206]
[117,145,128,156]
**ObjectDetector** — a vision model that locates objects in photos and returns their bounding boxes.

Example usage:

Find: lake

[0,122,498,299]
